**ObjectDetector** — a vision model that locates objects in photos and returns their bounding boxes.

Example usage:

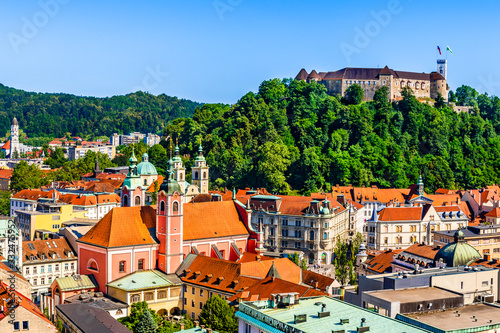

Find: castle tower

[172,140,186,193]
[191,143,209,194]
[10,117,19,158]
[156,148,184,274]
[437,59,447,81]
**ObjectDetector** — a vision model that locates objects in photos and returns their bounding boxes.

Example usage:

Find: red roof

[22,238,75,264]
[78,206,157,248]
[183,201,249,241]
[1,140,10,150]
[228,276,327,302]
[485,207,500,218]
[0,169,12,179]
[399,243,440,260]
[377,207,422,221]
[365,249,403,273]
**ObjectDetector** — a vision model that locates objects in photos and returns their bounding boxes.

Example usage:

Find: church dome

[137,153,158,175]
[434,229,481,267]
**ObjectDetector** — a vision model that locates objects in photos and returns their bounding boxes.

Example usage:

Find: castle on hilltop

[296,61,448,102]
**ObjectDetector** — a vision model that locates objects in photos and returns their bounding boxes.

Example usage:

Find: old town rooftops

[23,238,75,263]
[78,206,157,248]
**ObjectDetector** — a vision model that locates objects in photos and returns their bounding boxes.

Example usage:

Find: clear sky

[1,0,499,104]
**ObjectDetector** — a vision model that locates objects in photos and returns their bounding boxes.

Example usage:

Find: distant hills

[0,84,202,138]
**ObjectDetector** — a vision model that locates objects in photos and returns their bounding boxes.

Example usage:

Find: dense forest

[0,84,201,138]
[165,79,500,194]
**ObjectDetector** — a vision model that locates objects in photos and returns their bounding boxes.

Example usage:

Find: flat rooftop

[365,287,461,303]
[238,296,428,333]
[401,303,500,331]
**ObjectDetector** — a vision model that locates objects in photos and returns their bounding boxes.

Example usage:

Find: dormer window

[213,276,224,286]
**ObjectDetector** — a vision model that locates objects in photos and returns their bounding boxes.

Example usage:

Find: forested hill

[0,84,201,138]
[166,79,500,194]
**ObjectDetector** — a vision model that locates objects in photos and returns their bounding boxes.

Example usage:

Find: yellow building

[16,202,87,240]
[107,269,183,316]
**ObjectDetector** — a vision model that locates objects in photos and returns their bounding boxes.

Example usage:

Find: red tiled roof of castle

[78,206,157,248]
[228,276,327,302]
[183,201,249,241]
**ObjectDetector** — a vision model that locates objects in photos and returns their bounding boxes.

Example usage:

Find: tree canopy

[165,79,500,194]
[198,294,238,333]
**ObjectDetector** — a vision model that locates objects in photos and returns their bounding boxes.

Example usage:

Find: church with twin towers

[120,140,210,207]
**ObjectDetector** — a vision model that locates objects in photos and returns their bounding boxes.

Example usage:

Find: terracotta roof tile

[1,140,10,150]
[146,176,164,193]
[22,238,75,264]
[78,206,157,248]
[0,169,12,179]
[183,201,249,241]
[240,258,301,284]
[301,270,339,292]
[228,276,327,302]
[398,243,440,260]
[365,249,402,273]
[485,207,500,218]
[377,207,422,221]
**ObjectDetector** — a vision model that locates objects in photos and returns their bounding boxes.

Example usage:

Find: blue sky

[1,0,499,104]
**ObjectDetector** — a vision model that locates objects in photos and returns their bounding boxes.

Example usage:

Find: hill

[165,79,500,194]
[0,84,202,138]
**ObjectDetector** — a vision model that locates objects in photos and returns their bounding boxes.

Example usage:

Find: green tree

[288,252,300,266]
[434,93,446,109]
[300,258,308,270]
[135,309,157,333]
[0,191,10,216]
[342,84,364,105]
[198,294,238,333]
[10,161,48,191]
[333,236,357,286]
[256,141,291,192]
[44,148,68,169]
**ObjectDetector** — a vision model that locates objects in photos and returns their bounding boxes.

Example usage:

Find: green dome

[159,159,182,195]
[137,153,158,175]
[434,230,481,267]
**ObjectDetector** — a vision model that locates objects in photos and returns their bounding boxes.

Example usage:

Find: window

[482,281,489,287]
[184,297,187,305]
[158,291,167,299]
[461,281,464,289]
[41,278,45,285]
[116,309,123,315]
[384,237,388,244]
[33,267,37,274]
[281,229,288,237]
[144,179,148,186]
[295,242,301,249]
[13,321,20,331]
[282,219,288,226]
[33,279,37,286]
[71,263,74,270]
[25,267,29,275]
[310,221,314,228]
[183,285,187,292]
[410,225,416,232]
[192,287,195,295]
[199,301,203,309]
[145,292,154,301]
[310,230,315,241]
[295,230,301,238]
[324,222,328,228]
[203,172,207,179]
[296,220,301,227]
[48,265,52,272]
[131,294,140,302]
[191,312,195,319]
[191,300,195,307]
[270,228,274,236]
[119,261,125,273]
[194,171,199,180]
[200,289,204,297]
[281,241,288,248]
[135,196,141,206]
[396,226,402,232]
[323,232,328,240]
[160,201,165,212]
[65,263,68,271]
[138,259,144,270]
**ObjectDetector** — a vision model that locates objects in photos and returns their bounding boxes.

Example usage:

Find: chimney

[207,329,212,333]
[180,323,185,330]
[194,321,199,327]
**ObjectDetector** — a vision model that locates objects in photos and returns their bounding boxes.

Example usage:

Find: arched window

[123,195,128,207]
[160,201,165,212]
[87,259,99,272]
[194,171,199,180]
[135,196,141,206]
[144,292,154,301]
[323,232,328,240]
[415,82,420,89]
[158,291,167,299]
[138,259,144,270]
[180,173,184,180]
[131,294,140,303]
[173,201,179,212]
[116,309,123,315]
[144,179,148,186]
[310,230,314,241]
[203,172,207,179]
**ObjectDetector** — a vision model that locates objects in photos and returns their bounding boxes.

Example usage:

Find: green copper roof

[173,143,182,162]
[159,159,182,194]
[195,144,205,161]
[56,275,98,292]
[129,147,137,163]
[137,153,158,175]
[435,230,481,267]
[107,270,181,291]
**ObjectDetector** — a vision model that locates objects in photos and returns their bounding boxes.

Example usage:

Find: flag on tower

[437,46,441,55]
[446,45,453,54]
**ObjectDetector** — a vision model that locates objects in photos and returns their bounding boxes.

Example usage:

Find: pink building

[78,158,258,292]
